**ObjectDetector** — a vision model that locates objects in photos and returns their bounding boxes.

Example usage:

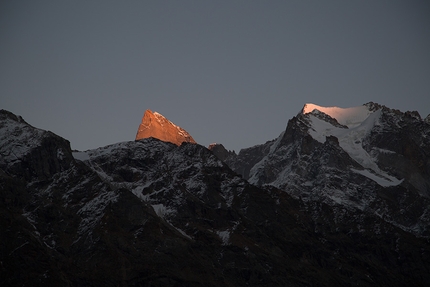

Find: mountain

[135,109,196,146]
[1,105,430,286]
[220,102,430,237]
[208,143,237,162]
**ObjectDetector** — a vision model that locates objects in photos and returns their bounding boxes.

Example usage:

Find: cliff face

[135,110,196,146]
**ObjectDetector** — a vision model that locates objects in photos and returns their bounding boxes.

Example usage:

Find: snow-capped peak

[302,103,373,128]
[303,103,402,187]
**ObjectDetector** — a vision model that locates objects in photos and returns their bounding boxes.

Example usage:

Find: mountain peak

[302,103,373,128]
[135,110,196,146]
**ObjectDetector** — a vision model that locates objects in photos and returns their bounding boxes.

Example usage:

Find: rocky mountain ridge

[135,109,196,146]
[1,104,430,286]
[212,102,430,237]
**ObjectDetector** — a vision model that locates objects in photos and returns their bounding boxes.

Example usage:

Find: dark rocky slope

[1,108,430,286]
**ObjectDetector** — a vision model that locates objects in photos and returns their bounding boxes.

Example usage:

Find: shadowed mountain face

[1,105,430,286]
[135,109,196,146]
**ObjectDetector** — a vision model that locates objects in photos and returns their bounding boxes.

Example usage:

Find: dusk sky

[1,1,430,152]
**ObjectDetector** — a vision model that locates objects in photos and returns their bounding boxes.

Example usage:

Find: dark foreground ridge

[1,105,430,286]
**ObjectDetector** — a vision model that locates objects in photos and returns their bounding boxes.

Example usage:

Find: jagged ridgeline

[213,103,430,236]
[1,103,429,286]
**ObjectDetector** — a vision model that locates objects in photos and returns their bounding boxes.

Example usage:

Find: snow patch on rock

[307,106,402,187]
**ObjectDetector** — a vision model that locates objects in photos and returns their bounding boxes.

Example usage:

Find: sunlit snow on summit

[303,103,373,128]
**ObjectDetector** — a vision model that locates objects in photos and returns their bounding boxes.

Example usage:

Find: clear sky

[1,1,429,152]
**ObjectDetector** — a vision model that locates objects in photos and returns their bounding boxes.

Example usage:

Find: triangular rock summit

[135,110,196,146]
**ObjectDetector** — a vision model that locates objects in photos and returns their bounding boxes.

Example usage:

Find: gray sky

[1,1,429,152]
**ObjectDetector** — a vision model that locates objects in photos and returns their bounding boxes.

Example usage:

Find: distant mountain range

[1,103,429,286]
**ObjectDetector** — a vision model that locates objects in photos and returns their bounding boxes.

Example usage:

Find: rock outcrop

[135,110,196,146]
[208,143,236,162]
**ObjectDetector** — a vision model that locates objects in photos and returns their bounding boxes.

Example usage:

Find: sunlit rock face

[135,110,196,146]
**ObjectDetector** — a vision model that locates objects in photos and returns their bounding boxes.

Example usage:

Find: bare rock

[135,110,196,146]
